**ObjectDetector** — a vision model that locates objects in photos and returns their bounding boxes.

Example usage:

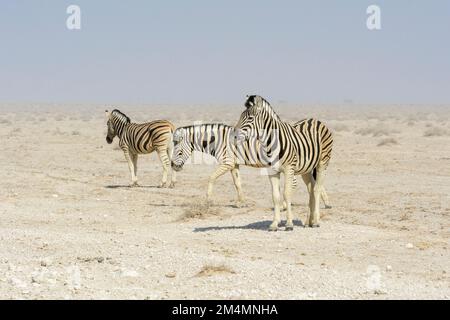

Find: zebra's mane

[247,95,281,121]
[260,97,281,121]
[111,109,131,123]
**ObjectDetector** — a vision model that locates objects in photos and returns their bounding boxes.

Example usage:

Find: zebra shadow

[193,219,304,232]
[104,185,159,189]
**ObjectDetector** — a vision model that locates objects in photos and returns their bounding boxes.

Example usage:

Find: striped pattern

[105,109,176,188]
[292,118,333,175]
[235,95,333,230]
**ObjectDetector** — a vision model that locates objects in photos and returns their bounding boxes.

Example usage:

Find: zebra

[170,122,332,208]
[235,95,333,231]
[105,109,176,188]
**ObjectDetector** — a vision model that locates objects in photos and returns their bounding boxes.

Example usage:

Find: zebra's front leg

[156,148,170,188]
[280,175,297,211]
[268,172,282,231]
[131,153,139,186]
[124,151,138,187]
[170,169,177,189]
[207,164,231,204]
[230,166,244,206]
[283,168,295,231]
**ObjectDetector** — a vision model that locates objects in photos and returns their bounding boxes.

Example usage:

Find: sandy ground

[0,103,449,300]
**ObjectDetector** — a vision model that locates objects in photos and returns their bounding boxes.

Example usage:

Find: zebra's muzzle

[106,136,113,144]
[171,162,183,172]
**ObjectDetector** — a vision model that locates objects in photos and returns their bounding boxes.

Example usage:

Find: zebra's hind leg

[156,148,171,188]
[301,173,314,227]
[283,167,295,231]
[230,166,244,206]
[268,172,282,231]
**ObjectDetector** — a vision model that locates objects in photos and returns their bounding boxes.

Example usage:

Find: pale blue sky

[0,1,449,104]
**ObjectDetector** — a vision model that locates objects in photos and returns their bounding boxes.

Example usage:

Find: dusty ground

[0,103,449,299]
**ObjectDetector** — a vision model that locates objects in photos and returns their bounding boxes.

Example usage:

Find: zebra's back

[121,120,175,154]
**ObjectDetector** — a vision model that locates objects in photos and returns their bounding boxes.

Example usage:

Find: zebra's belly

[123,145,155,155]
[134,147,154,154]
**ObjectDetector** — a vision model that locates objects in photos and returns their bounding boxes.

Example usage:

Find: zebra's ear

[105,110,111,119]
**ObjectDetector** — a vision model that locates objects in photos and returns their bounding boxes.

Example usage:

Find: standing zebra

[235,95,333,230]
[171,122,332,208]
[105,109,176,188]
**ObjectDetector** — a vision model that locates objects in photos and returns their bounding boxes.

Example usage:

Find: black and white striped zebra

[170,122,331,208]
[105,109,176,188]
[235,95,333,230]
[171,123,245,204]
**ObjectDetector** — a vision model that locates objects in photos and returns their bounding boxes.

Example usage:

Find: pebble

[41,258,52,267]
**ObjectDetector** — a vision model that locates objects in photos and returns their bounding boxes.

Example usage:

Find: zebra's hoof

[311,223,320,228]
[324,205,332,209]
[285,225,294,231]
[268,225,278,232]
[168,183,175,189]
[130,182,139,187]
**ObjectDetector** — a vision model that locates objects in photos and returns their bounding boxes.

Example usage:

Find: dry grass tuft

[423,126,448,137]
[415,241,432,251]
[377,138,398,147]
[179,202,219,221]
[196,264,235,277]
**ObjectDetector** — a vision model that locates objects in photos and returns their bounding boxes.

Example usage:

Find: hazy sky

[0,1,449,105]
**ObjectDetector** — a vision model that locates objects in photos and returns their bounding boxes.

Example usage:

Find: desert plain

[0,103,449,299]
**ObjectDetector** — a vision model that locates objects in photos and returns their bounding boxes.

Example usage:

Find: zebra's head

[171,128,192,172]
[235,95,268,143]
[105,109,130,144]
